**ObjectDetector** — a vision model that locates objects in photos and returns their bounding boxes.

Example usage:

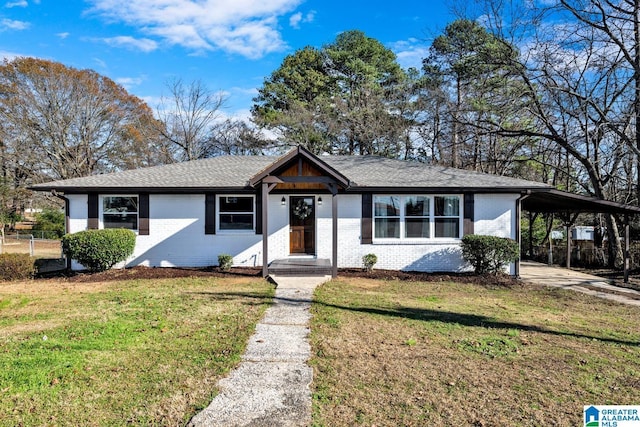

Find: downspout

[52,190,71,270]
[515,191,531,278]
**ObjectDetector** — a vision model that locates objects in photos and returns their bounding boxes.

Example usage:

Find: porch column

[624,214,630,283]
[332,191,338,278]
[262,182,269,277]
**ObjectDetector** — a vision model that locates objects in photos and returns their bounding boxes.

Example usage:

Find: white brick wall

[66,192,518,273]
[331,194,467,272]
[474,194,518,238]
[474,194,519,274]
[67,194,88,234]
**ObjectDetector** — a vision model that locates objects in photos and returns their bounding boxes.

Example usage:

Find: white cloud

[115,76,145,90]
[92,57,107,69]
[56,32,69,39]
[0,50,21,61]
[100,36,158,52]
[289,12,302,28]
[0,18,29,30]
[289,10,314,29]
[231,86,259,96]
[86,0,302,59]
[5,0,28,7]
[388,38,428,70]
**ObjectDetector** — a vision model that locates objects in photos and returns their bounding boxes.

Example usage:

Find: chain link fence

[528,242,640,269]
[1,233,63,259]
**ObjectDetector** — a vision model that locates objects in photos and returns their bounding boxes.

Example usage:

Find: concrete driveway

[519,261,640,307]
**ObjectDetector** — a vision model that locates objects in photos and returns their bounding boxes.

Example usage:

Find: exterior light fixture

[318,197,323,206]
[281,196,286,205]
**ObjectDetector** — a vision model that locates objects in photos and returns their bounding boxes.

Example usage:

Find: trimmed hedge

[62,229,136,272]
[461,234,519,275]
[0,253,35,281]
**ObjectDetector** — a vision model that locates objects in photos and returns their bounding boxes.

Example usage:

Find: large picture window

[103,196,138,230]
[218,196,254,231]
[373,195,461,240]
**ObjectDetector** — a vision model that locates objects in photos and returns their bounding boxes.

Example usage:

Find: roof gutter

[51,190,71,270]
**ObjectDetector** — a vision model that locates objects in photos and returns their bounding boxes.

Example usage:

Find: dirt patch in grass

[573,267,640,291]
[579,284,640,300]
[310,277,640,426]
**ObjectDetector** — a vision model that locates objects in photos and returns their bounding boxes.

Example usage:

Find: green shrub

[62,229,136,272]
[0,253,35,281]
[461,235,519,275]
[362,253,378,272]
[218,254,233,271]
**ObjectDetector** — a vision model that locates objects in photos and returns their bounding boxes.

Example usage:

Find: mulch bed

[44,265,520,287]
[45,266,262,283]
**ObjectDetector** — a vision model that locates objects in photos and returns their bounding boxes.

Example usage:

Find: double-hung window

[373,195,461,240]
[218,196,254,231]
[434,196,460,238]
[103,195,138,230]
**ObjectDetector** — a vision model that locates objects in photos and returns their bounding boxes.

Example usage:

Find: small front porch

[268,258,333,276]
[250,146,351,279]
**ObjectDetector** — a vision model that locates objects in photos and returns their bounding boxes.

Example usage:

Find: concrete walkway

[188,274,331,427]
[520,261,640,307]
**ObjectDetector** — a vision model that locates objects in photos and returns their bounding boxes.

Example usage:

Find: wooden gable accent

[275,158,327,190]
[248,145,350,189]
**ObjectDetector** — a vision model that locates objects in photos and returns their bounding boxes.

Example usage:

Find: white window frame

[373,194,463,242]
[216,195,255,233]
[100,194,139,232]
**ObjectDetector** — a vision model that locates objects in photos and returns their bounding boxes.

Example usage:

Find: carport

[516,189,640,283]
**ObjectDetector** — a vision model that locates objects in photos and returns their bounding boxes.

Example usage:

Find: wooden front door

[289,196,315,254]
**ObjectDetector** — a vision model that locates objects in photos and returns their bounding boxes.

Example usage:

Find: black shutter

[88,193,98,229]
[463,193,474,236]
[205,193,216,235]
[138,193,149,235]
[255,191,262,235]
[361,193,372,244]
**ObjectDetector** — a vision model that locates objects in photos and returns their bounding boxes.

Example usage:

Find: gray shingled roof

[30,153,551,192]
[321,156,550,189]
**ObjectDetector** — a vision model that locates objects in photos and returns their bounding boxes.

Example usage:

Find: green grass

[0,276,273,426]
[310,277,640,426]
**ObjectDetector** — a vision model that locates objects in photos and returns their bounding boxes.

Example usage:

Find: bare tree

[156,78,227,161]
[208,119,271,155]
[468,0,637,267]
[0,57,161,181]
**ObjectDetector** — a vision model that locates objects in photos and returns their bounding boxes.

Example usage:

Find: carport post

[624,214,630,284]
[566,224,571,269]
[262,182,269,278]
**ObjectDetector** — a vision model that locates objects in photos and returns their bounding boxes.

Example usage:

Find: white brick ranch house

[32,146,559,276]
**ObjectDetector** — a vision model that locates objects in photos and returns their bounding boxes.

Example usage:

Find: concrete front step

[268,258,332,276]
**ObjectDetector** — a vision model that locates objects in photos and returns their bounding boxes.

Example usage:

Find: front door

[289,196,315,255]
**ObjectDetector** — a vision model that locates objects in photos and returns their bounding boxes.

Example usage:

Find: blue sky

[0,0,458,119]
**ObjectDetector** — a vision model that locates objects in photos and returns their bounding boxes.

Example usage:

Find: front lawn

[310,277,640,426]
[0,275,273,426]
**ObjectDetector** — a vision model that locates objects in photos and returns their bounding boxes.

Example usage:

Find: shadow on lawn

[318,302,640,347]
[193,291,639,347]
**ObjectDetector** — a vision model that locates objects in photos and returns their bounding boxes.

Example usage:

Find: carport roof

[522,189,640,216]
